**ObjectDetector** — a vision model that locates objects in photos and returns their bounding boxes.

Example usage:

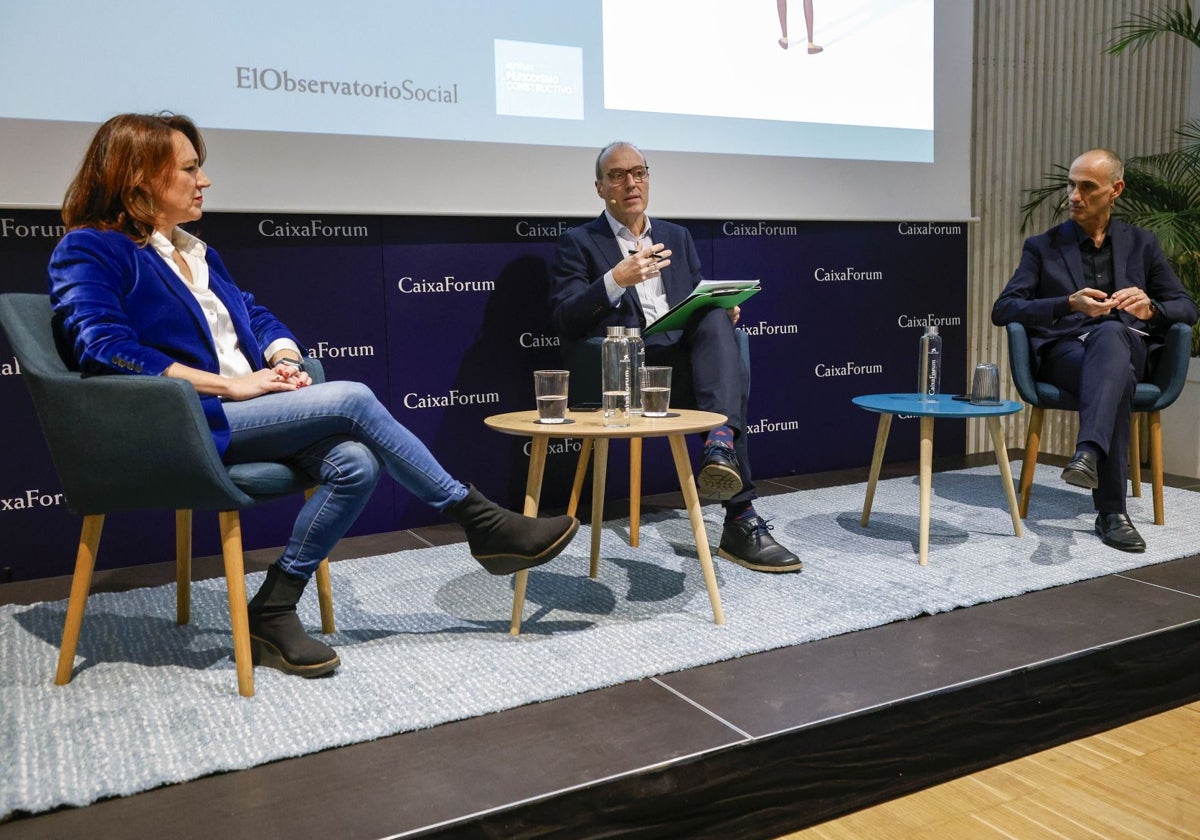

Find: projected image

[776,0,823,54]
[602,0,932,131]
[0,0,934,166]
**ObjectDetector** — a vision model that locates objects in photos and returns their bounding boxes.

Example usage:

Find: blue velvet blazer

[48,227,300,455]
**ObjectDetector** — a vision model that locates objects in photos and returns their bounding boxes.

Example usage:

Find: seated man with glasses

[548,141,801,574]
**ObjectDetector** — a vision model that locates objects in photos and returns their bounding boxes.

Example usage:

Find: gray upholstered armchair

[0,292,334,697]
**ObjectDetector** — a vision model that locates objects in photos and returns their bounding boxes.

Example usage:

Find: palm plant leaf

[1120,170,1197,215]
[1018,165,1069,232]
[1106,2,1200,54]
[1117,208,1200,254]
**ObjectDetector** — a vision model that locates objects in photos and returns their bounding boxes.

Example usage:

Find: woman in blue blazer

[48,113,578,678]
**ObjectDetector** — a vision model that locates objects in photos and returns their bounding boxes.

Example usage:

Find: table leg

[629,437,642,548]
[510,435,549,636]
[567,439,592,518]
[590,438,609,578]
[987,416,1023,538]
[918,416,934,566]
[861,413,893,527]
[668,433,725,626]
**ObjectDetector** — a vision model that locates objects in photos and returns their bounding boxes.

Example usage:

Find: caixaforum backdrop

[0,210,966,581]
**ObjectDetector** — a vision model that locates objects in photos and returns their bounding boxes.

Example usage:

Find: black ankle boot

[247,565,340,678]
[445,485,579,575]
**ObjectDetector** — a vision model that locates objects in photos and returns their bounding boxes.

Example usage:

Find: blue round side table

[852,393,1025,565]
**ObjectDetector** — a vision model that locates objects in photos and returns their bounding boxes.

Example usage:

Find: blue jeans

[222,380,467,578]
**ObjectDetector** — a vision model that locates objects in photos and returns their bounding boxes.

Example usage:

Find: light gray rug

[3,463,1199,819]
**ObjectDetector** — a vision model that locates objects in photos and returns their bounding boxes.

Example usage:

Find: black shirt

[1079,231,1114,296]
[1077,225,1119,326]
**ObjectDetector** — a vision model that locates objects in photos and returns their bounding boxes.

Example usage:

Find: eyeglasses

[603,166,649,185]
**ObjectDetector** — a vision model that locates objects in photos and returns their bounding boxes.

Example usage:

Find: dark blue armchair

[1005,321,1192,525]
[0,293,334,697]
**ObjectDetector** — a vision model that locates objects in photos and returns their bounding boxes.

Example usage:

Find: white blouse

[150,228,299,378]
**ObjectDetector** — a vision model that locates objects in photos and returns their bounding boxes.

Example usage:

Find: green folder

[643,280,761,336]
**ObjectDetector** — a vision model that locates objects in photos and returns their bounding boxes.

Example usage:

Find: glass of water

[641,366,672,417]
[533,370,569,423]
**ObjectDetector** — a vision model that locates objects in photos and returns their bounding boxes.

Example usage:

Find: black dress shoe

[718,516,802,573]
[1061,450,1099,489]
[697,441,744,500]
[1094,513,1146,553]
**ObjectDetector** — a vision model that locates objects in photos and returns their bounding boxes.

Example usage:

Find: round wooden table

[485,408,728,634]
[852,393,1025,566]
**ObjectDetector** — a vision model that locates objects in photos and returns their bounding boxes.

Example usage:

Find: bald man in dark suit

[993,148,1198,552]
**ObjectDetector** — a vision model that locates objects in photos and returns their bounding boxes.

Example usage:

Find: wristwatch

[277,357,305,371]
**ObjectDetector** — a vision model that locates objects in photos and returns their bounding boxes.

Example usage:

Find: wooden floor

[785,700,1200,839]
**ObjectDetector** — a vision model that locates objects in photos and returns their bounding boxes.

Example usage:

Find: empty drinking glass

[970,363,1000,406]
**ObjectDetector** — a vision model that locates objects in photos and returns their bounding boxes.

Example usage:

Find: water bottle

[624,326,645,415]
[601,325,630,426]
[917,325,942,402]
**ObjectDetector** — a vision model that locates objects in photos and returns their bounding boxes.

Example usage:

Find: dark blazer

[549,213,703,346]
[48,227,300,454]
[992,219,1198,357]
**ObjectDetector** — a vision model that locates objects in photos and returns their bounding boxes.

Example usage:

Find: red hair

[61,113,206,243]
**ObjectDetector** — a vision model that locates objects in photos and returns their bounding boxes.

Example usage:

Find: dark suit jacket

[48,227,300,454]
[549,213,703,346]
[992,219,1198,357]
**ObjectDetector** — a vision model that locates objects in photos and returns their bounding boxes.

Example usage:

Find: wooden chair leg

[629,437,642,547]
[315,559,335,634]
[55,514,104,686]
[1149,410,1165,525]
[175,510,192,625]
[302,488,336,634]
[1129,413,1142,498]
[1018,406,1044,519]
[218,510,255,698]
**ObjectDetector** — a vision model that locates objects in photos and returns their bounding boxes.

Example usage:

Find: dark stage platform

[4,457,1200,839]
